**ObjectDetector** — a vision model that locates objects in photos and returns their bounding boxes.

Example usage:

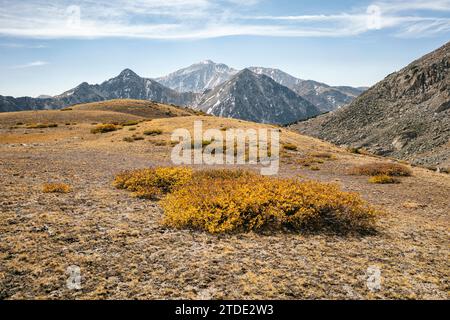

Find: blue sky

[0,0,449,97]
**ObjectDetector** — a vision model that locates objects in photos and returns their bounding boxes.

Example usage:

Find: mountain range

[155,60,238,93]
[196,69,319,124]
[291,41,450,166]
[0,61,364,124]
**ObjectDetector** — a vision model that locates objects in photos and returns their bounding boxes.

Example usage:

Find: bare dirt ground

[0,111,449,300]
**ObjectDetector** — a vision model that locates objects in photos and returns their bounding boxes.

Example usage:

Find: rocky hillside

[292,41,450,166]
[249,67,365,112]
[196,69,320,124]
[156,60,238,93]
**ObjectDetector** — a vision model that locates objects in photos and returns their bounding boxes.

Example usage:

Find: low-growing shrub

[309,152,335,159]
[123,137,135,142]
[123,135,145,142]
[122,120,140,127]
[191,139,213,149]
[349,162,412,177]
[113,167,193,199]
[27,123,58,129]
[368,175,399,184]
[161,172,378,234]
[42,183,72,193]
[150,140,168,146]
[296,157,324,167]
[193,168,255,180]
[283,143,298,151]
[91,124,120,134]
[144,129,163,136]
[347,147,362,154]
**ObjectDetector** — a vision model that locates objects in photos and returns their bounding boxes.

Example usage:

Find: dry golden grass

[0,110,144,128]
[161,170,379,234]
[2,112,450,299]
[42,183,72,193]
[70,99,195,118]
[349,162,412,177]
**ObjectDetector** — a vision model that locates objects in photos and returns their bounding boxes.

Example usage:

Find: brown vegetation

[349,162,412,177]
[42,183,72,193]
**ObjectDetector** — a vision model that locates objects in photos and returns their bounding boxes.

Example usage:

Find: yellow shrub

[143,129,163,136]
[113,167,193,199]
[282,143,298,151]
[349,162,412,177]
[121,120,140,126]
[42,183,72,193]
[161,174,378,234]
[91,124,120,134]
[123,135,144,142]
[193,168,256,180]
[369,175,399,184]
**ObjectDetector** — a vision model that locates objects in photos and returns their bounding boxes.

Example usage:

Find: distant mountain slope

[0,69,197,113]
[248,67,365,112]
[291,41,450,166]
[196,69,320,125]
[156,60,238,93]
[57,69,196,106]
[155,62,365,112]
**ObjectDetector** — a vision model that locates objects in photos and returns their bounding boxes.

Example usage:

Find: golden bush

[193,168,256,180]
[113,167,193,199]
[161,174,378,234]
[349,162,412,177]
[282,143,298,151]
[42,183,72,193]
[143,129,163,136]
[368,175,399,184]
[121,120,140,126]
[91,124,120,134]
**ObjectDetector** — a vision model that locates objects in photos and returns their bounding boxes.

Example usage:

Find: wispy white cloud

[0,0,448,39]
[0,43,47,48]
[10,60,49,69]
